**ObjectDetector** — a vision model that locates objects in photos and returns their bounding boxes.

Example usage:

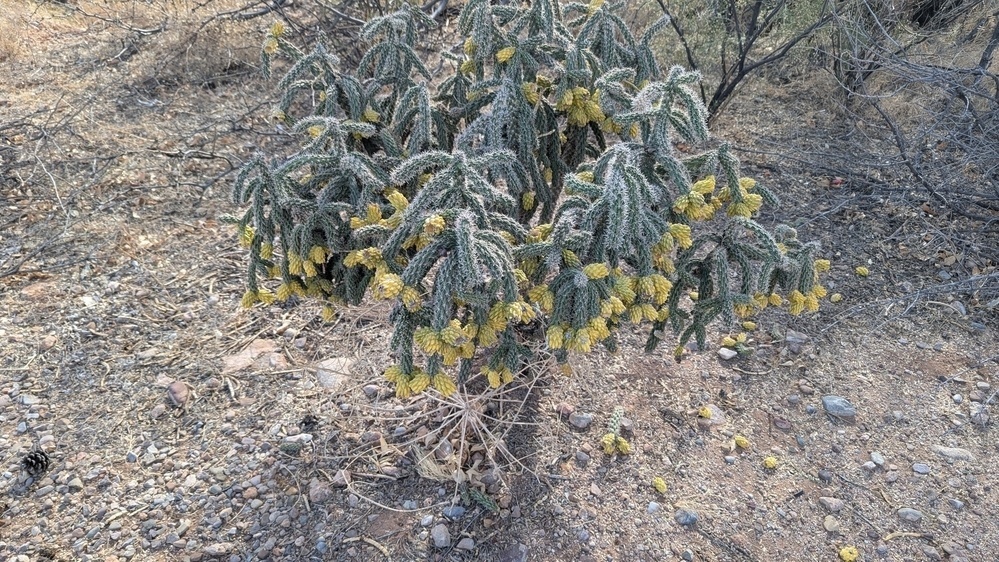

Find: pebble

[68,477,84,492]
[35,485,54,497]
[947,498,964,510]
[681,549,694,561]
[442,506,465,520]
[912,463,931,475]
[861,461,877,472]
[456,537,475,551]
[316,357,352,390]
[823,515,841,532]
[818,469,834,483]
[496,543,529,562]
[430,524,450,548]
[674,509,698,526]
[870,451,886,466]
[897,507,923,522]
[785,330,809,354]
[362,384,380,398]
[953,394,963,404]
[718,348,738,360]
[821,395,856,423]
[647,502,661,514]
[421,515,434,527]
[556,403,575,416]
[575,451,591,465]
[724,455,736,464]
[931,445,974,462]
[819,497,846,512]
[568,412,594,429]
[204,543,234,556]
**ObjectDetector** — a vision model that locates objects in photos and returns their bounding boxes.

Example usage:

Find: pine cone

[22,450,50,476]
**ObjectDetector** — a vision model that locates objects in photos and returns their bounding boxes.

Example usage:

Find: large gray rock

[821,395,856,423]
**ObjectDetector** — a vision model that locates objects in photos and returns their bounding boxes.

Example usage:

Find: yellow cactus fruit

[522,190,536,210]
[521,82,540,105]
[587,0,605,15]
[582,263,610,280]
[269,21,285,38]
[788,290,806,316]
[240,290,257,309]
[838,546,859,562]
[383,365,405,384]
[742,321,757,331]
[320,305,336,322]
[734,435,750,449]
[721,336,737,348]
[691,176,716,195]
[423,214,446,235]
[697,406,712,419]
[263,37,279,55]
[763,456,779,469]
[362,105,380,123]
[616,436,632,454]
[855,266,869,277]
[830,293,843,303]
[669,223,693,249]
[460,59,476,75]
[409,371,432,394]
[689,291,699,301]
[815,259,831,272]
[577,170,595,183]
[432,374,457,396]
[600,433,617,455]
[652,476,668,495]
[376,273,404,299]
[462,38,476,56]
[495,47,516,63]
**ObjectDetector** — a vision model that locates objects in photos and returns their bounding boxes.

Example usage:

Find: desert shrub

[228,0,827,399]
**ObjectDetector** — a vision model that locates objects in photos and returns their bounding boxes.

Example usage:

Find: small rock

[421,515,434,527]
[39,335,57,351]
[976,381,991,390]
[718,348,738,360]
[316,357,352,391]
[575,451,591,465]
[456,537,475,551]
[819,497,846,512]
[922,545,942,560]
[589,483,602,497]
[969,403,989,426]
[861,461,877,472]
[953,394,963,404]
[897,507,923,522]
[647,502,661,514]
[556,403,575,417]
[430,524,450,548]
[362,384,380,398]
[885,471,899,483]
[331,469,351,487]
[442,506,465,520]
[969,390,985,402]
[785,329,809,354]
[495,543,529,562]
[912,463,931,474]
[724,455,736,464]
[35,485,54,497]
[818,469,834,483]
[674,508,698,526]
[871,451,886,466]
[204,543,234,556]
[308,480,331,504]
[823,515,841,533]
[947,498,964,510]
[19,394,40,406]
[681,549,694,561]
[821,395,856,423]
[931,445,974,462]
[68,477,84,492]
[568,412,594,429]
[167,381,190,408]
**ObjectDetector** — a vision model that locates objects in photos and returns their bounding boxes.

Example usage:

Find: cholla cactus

[229,1,826,398]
